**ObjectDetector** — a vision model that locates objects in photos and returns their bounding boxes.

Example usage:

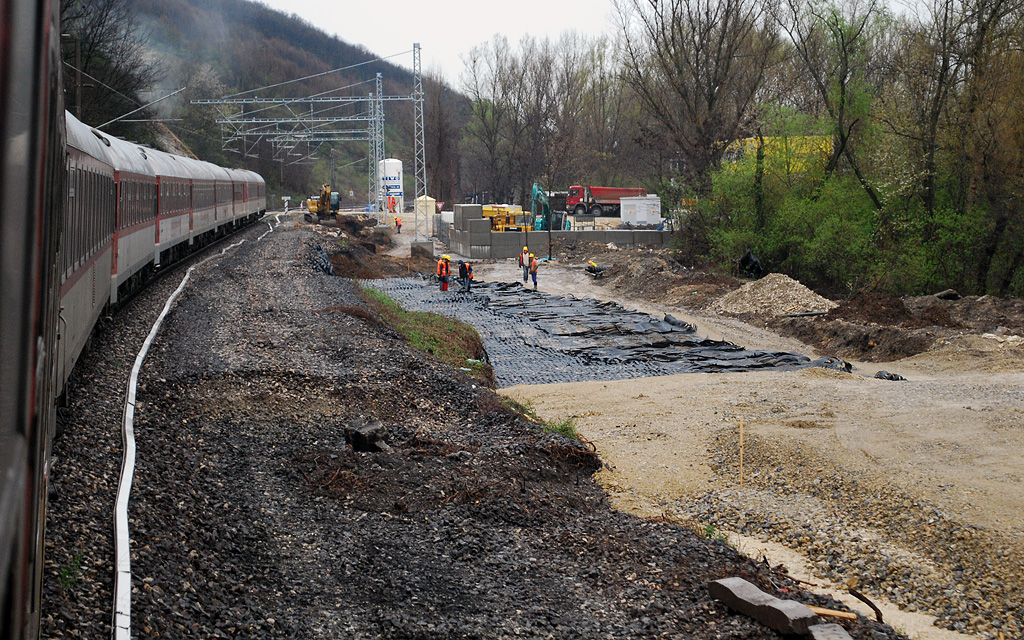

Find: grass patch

[358,286,495,386]
[58,551,84,591]
[501,397,580,440]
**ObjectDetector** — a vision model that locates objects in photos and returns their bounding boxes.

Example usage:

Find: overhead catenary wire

[222,49,412,99]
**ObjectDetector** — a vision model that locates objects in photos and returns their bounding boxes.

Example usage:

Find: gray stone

[344,416,390,452]
[809,623,854,640]
[708,577,819,635]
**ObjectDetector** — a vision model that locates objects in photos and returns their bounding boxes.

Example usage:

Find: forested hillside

[127,0,453,205]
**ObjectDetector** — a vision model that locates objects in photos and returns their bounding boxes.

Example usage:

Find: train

[0,1,266,636]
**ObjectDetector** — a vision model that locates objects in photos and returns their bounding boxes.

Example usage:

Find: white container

[620,195,662,225]
[379,158,403,213]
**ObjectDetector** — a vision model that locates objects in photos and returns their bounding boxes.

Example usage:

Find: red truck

[566,185,647,216]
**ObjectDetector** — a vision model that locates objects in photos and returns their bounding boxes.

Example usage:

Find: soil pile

[551,238,742,309]
[710,273,838,317]
[314,218,435,279]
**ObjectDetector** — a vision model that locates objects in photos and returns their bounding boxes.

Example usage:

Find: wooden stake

[808,605,858,620]
[739,417,744,488]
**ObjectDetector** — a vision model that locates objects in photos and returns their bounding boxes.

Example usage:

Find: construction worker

[437,255,451,291]
[518,246,530,283]
[394,216,402,233]
[458,260,474,292]
[529,253,539,290]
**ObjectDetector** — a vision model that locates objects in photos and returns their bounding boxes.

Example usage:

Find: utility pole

[75,36,82,119]
[330,148,336,191]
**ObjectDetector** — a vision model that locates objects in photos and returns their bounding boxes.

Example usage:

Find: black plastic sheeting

[367,277,839,388]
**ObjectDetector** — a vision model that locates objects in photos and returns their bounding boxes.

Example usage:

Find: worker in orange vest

[529,253,539,290]
[437,254,451,291]
[518,246,530,283]
[394,216,402,233]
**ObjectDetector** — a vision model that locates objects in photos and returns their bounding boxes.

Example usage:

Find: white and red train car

[3,6,266,632]
[57,113,266,393]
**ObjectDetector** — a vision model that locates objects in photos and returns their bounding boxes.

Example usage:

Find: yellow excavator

[307,184,332,219]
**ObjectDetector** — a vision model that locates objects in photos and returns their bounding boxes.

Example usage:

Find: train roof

[66,112,115,168]
[145,147,194,180]
[64,110,264,184]
[99,129,156,178]
[176,155,232,182]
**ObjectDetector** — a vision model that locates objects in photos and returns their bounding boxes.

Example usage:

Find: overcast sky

[257,0,621,85]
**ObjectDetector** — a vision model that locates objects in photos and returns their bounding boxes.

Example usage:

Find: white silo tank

[379,158,403,213]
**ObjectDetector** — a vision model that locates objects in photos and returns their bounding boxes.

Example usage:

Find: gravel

[41,215,905,639]
[668,426,1024,639]
[710,273,838,317]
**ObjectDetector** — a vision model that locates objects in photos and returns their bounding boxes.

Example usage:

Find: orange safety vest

[437,259,450,276]
[529,257,538,274]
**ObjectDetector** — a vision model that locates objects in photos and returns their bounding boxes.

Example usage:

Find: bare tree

[424,69,466,207]
[617,0,780,194]
[61,0,160,136]
[461,37,515,203]
[771,0,886,208]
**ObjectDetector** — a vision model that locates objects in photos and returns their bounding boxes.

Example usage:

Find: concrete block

[606,230,636,247]
[708,577,819,635]
[468,218,492,235]
[634,230,668,246]
[455,204,483,220]
[490,243,520,260]
[469,245,491,260]
[492,231,524,249]
[577,230,608,244]
[470,233,490,246]
[809,624,854,640]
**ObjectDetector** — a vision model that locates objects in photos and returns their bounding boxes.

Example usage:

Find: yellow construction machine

[308,184,332,219]
[482,204,529,231]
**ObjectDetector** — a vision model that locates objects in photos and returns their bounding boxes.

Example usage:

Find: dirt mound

[313,215,435,279]
[601,253,743,309]
[826,292,962,329]
[710,273,837,318]
[549,238,742,309]
[914,294,1024,334]
[329,243,434,279]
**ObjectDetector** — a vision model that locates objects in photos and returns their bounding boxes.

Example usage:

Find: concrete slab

[605,230,636,247]
[468,218,492,235]
[708,577,819,635]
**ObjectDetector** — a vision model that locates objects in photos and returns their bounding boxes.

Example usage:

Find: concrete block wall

[454,204,483,231]
[468,218,492,246]
[605,230,635,247]
[442,222,672,259]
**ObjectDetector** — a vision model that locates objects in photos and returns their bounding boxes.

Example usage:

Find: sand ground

[474,257,1023,640]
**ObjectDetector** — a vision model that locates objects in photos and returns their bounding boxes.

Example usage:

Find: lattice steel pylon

[412,43,428,240]
[191,46,429,229]
[372,73,386,221]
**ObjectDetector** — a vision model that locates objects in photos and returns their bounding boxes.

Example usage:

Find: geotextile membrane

[368,278,816,387]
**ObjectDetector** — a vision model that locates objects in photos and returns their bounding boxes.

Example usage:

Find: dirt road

[477,258,1024,640]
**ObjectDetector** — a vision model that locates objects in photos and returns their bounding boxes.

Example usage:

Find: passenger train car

[1,2,265,635]
[59,112,265,391]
